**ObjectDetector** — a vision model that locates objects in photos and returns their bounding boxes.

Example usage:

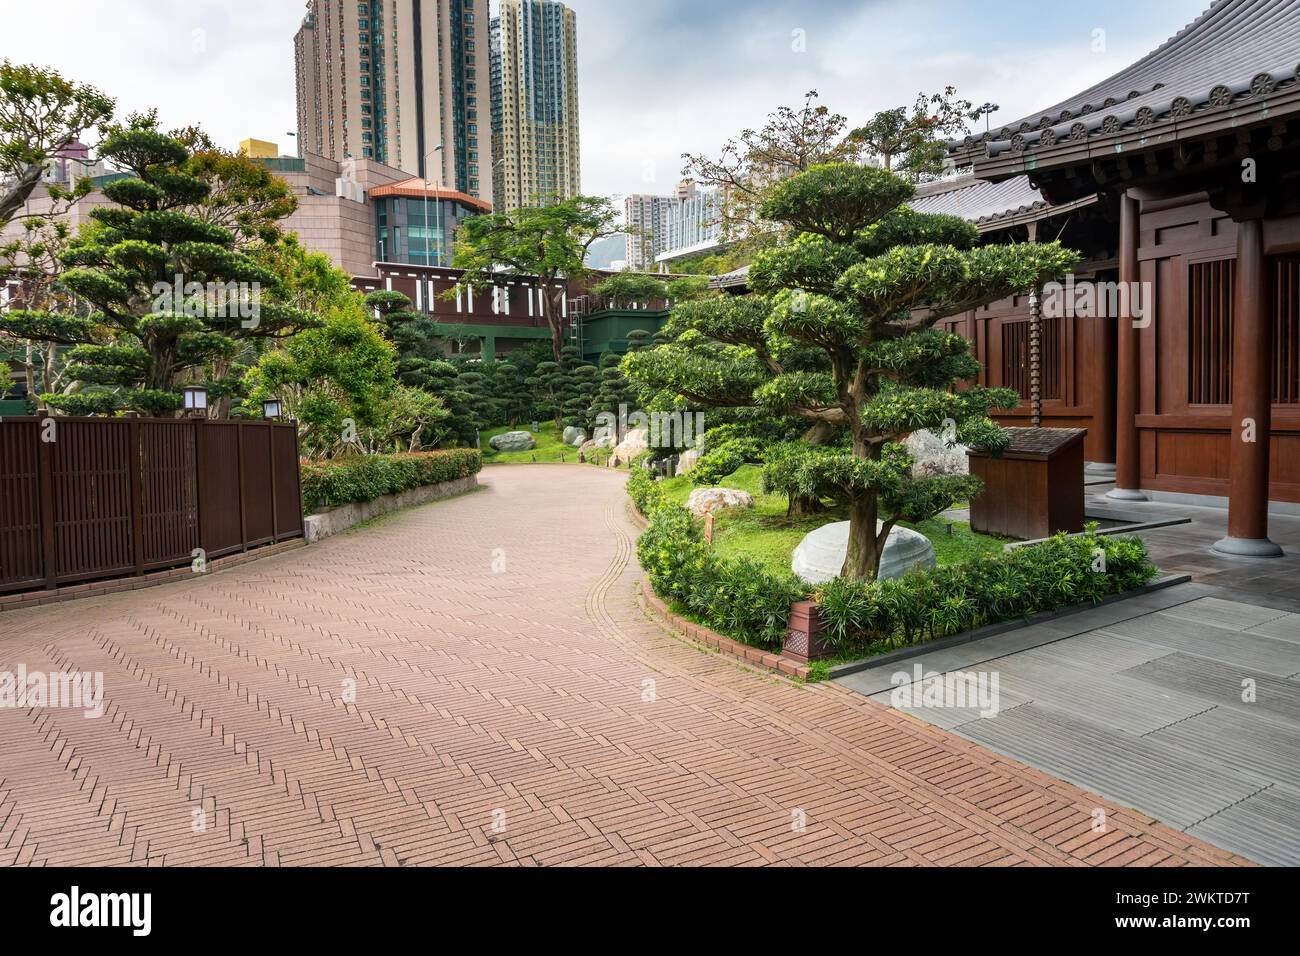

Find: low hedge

[301,448,482,512]
[816,530,1158,656]
[631,465,1159,657]
[636,498,810,651]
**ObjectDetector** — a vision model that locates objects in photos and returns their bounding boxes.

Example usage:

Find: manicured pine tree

[492,362,530,427]
[3,117,313,415]
[626,163,1075,581]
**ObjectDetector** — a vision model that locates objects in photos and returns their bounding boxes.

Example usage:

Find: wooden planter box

[968,428,1086,541]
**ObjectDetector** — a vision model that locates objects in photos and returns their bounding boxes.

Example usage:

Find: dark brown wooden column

[1090,278,1118,471]
[1214,218,1282,557]
[1107,191,1146,500]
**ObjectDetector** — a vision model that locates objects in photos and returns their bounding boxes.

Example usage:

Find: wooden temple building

[930,0,1300,558]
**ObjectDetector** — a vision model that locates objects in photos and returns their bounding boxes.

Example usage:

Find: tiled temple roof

[952,0,1300,162]
[909,175,1070,226]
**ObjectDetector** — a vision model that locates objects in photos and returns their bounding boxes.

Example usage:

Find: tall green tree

[628,163,1075,581]
[591,272,666,309]
[0,61,114,228]
[848,88,995,182]
[450,196,619,361]
[243,298,396,460]
[681,91,856,241]
[1,115,313,415]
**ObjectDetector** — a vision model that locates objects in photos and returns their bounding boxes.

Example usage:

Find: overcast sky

[2,0,1207,206]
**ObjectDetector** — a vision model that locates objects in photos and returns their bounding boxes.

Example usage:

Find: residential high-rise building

[624,194,676,271]
[623,181,723,268]
[490,0,581,211]
[663,187,723,258]
[293,0,493,206]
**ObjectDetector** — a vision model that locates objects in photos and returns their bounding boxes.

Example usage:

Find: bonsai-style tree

[450,196,619,361]
[624,292,835,514]
[0,61,114,228]
[2,115,313,415]
[630,162,1075,581]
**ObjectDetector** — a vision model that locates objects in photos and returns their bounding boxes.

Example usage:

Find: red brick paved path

[0,467,1241,866]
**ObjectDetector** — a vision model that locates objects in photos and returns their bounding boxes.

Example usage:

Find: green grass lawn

[658,464,1005,577]
[481,422,583,464]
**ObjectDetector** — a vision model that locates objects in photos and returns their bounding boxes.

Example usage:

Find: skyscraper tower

[490,0,581,211]
[294,0,493,205]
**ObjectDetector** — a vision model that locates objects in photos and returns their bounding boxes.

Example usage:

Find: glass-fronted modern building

[369,180,493,267]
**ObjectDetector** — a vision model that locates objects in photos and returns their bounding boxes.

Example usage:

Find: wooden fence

[0,416,302,595]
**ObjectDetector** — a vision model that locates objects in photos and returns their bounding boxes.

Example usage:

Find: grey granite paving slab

[1009,629,1170,674]
[957,703,1266,830]
[1160,596,1292,632]
[1099,614,1300,676]
[867,686,1033,731]
[1123,653,1300,727]
[1187,786,1300,868]
[1245,613,1300,645]
[985,658,1213,736]
[1147,707,1300,790]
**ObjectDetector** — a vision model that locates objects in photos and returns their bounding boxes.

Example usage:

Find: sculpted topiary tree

[629,162,1076,581]
[2,116,312,415]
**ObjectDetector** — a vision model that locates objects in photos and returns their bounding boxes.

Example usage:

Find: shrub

[627,463,666,515]
[301,448,483,512]
[817,529,1158,655]
[691,437,762,486]
[635,497,810,651]
[631,471,1159,660]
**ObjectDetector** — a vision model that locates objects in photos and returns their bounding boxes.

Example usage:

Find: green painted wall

[580,309,669,363]
[430,311,667,362]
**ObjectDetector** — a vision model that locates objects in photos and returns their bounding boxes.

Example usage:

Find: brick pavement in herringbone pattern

[0,467,1243,867]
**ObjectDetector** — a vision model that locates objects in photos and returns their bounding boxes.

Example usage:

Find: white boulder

[791,521,936,584]
[563,426,587,447]
[906,428,969,479]
[675,448,702,476]
[607,428,649,468]
[687,487,754,518]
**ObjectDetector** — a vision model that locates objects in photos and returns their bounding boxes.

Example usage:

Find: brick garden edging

[639,579,812,680]
[0,538,307,614]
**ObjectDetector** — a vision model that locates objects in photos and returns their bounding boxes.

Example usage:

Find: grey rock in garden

[563,426,587,447]
[687,487,754,518]
[906,428,969,478]
[580,436,613,455]
[791,521,936,584]
[489,431,537,452]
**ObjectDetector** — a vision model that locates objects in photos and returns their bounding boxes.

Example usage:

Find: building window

[1188,259,1234,406]
[1000,317,1062,401]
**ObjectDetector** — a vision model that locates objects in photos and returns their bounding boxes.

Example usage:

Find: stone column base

[1106,488,1149,502]
[1212,536,1284,558]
